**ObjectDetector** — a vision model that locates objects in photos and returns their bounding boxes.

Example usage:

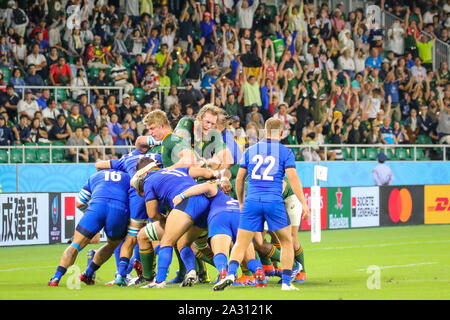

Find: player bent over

[132,158,221,288]
[95,149,162,286]
[213,118,310,291]
[172,181,267,287]
[48,169,130,286]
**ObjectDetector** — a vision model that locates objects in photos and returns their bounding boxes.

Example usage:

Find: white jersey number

[104,171,122,182]
[251,155,275,181]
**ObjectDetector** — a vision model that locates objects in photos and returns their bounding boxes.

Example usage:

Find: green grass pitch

[1,224,449,300]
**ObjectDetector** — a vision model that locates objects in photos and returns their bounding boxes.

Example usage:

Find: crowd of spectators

[0,0,449,162]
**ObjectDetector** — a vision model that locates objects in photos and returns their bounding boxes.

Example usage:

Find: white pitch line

[307,239,450,251]
[355,262,438,271]
[0,265,54,272]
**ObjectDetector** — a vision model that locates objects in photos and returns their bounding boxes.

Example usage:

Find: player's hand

[205,157,221,170]
[219,178,232,193]
[173,195,183,207]
[301,202,310,221]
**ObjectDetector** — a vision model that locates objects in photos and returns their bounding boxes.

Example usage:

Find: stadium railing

[0,143,448,164]
[0,85,125,104]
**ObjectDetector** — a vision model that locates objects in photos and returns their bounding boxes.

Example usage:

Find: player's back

[209,189,240,216]
[242,139,296,202]
[85,169,131,204]
[111,149,162,177]
[143,167,198,208]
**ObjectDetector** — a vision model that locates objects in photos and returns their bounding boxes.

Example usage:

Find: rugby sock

[213,253,228,272]
[85,262,100,278]
[133,244,141,262]
[52,266,67,281]
[114,241,124,270]
[247,259,263,274]
[295,246,305,272]
[139,247,155,280]
[180,247,196,273]
[156,246,173,283]
[195,251,215,267]
[281,269,293,285]
[241,266,253,276]
[195,257,207,275]
[227,260,239,277]
[118,257,130,278]
[273,260,280,268]
[267,245,281,262]
[154,244,160,255]
[174,247,186,277]
[259,254,272,266]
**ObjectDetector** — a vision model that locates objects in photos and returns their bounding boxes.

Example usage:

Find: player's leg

[273,225,298,291]
[48,230,92,286]
[82,238,122,284]
[177,225,206,287]
[265,200,299,290]
[253,231,281,277]
[242,241,266,287]
[192,231,212,284]
[132,221,164,286]
[285,194,306,282]
[151,209,195,287]
[210,234,232,281]
[116,219,146,284]
[49,203,106,286]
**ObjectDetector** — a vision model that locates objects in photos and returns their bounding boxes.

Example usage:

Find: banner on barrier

[327,187,351,229]
[301,187,328,231]
[61,193,107,243]
[49,193,62,244]
[350,187,380,228]
[0,193,49,246]
[379,186,424,226]
[425,185,450,224]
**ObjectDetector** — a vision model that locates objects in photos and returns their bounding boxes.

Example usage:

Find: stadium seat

[10,148,23,163]
[385,148,397,161]
[364,147,378,160]
[56,89,68,101]
[133,88,146,102]
[25,148,38,163]
[395,147,410,161]
[416,135,432,145]
[51,149,65,163]
[413,148,430,161]
[341,147,352,161]
[37,148,50,163]
[349,147,364,160]
[0,149,8,163]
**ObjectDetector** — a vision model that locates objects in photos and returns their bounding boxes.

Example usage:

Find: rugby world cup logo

[51,196,59,225]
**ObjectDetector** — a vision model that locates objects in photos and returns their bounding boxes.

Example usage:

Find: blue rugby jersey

[240,138,296,202]
[81,169,131,204]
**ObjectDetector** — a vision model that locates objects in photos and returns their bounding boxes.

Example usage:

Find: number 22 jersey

[240,138,296,202]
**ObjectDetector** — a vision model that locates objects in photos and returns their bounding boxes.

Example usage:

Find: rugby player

[132,157,222,288]
[135,106,234,284]
[48,169,130,286]
[94,149,162,286]
[213,118,310,291]
[172,181,267,287]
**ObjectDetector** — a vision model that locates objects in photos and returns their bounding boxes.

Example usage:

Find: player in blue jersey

[131,157,222,288]
[94,149,162,286]
[172,181,267,287]
[213,118,310,291]
[48,169,130,286]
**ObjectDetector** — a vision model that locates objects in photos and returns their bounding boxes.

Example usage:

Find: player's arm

[94,160,111,171]
[173,182,219,206]
[208,147,235,170]
[235,167,248,210]
[75,187,91,212]
[285,167,310,220]
[145,199,165,222]
[168,147,200,169]
[135,135,162,153]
